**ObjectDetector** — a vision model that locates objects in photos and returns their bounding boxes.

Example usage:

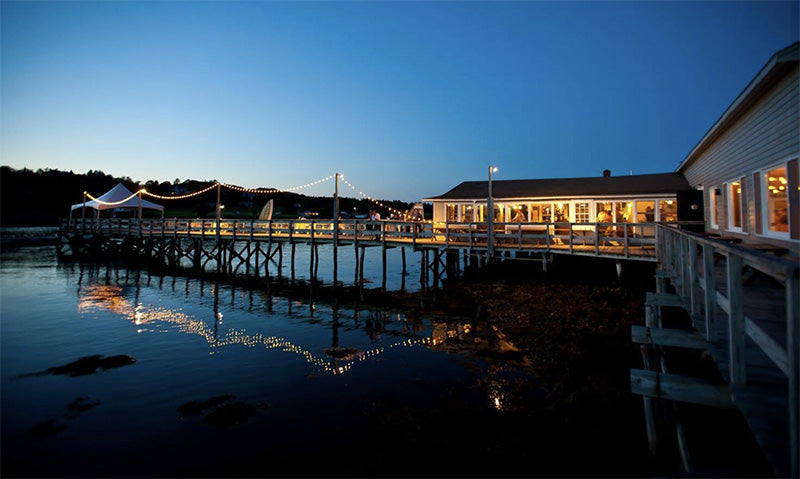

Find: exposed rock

[178,394,235,416]
[41,355,136,377]
[66,396,100,415]
[202,401,268,429]
[28,419,67,439]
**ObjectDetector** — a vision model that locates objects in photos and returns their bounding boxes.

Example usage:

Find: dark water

[1,244,561,478]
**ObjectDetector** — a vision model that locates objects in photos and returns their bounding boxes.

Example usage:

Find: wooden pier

[57,217,659,289]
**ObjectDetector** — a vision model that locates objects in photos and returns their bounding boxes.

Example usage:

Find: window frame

[759,161,792,239]
[725,178,744,233]
[709,186,720,230]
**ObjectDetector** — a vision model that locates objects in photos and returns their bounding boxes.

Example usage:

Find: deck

[648,227,798,478]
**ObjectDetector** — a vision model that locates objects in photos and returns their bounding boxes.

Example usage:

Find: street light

[487,166,498,260]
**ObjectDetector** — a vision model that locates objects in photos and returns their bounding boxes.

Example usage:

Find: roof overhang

[676,42,799,173]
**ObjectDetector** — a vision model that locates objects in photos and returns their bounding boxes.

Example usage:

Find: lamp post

[487,166,498,261]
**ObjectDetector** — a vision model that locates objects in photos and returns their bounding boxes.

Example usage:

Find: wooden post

[277,243,283,280]
[787,274,799,479]
[688,238,699,316]
[291,243,296,285]
[569,223,574,255]
[215,183,221,240]
[381,236,387,293]
[594,223,600,256]
[727,253,746,385]
[359,246,366,285]
[702,243,717,342]
[309,221,315,281]
[354,236,359,286]
[420,250,426,290]
[624,224,629,258]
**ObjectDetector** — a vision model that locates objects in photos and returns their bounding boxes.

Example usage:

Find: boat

[258,200,273,220]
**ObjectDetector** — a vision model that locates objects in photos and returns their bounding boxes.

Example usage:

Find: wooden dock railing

[655,223,799,478]
[59,217,668,260]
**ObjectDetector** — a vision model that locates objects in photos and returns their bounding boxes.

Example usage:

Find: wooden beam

[630,369,733,409]
[632,325,707,350]
[646,291,685,308]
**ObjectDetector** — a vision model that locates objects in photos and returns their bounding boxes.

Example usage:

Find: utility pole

[333,173,340,287]
[487,166,497,261]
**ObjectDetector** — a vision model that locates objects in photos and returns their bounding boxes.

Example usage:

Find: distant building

[423,170,692,226]
[676,41,798,249]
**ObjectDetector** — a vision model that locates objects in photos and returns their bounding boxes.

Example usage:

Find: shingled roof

[424,172,691,201]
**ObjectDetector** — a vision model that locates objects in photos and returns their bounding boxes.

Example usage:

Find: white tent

[71,183,164,218]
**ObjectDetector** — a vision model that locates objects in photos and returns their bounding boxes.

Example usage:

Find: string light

[221,174,335,194]
[85,190,141,206]
[141,183,218,200]
[340,176,432,223]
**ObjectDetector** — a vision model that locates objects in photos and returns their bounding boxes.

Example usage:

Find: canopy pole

[216,182,221,240]
[82,191,87,233]
[138,190,143,220]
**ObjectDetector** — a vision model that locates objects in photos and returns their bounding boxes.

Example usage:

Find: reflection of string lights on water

[112,302,433,376]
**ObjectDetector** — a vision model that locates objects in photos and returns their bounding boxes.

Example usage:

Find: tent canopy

[71,183,164,213]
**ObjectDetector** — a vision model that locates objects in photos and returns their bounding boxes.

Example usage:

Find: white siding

[682,65,799,245]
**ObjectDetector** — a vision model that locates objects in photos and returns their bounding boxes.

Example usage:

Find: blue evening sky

[1,1,798,202]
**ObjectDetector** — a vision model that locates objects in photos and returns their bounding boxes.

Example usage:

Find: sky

[1,1,798,203]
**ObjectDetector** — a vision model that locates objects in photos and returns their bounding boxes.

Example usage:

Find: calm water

[1,244,553,477]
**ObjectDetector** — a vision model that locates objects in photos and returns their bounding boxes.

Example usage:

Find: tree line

[0,167,417,226]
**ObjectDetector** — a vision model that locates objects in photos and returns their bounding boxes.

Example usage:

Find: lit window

[574,203,590,223]
[446,205,457,222]
[462,205,474,222]
[728,181,742,229]
[636,201,655,222]
[709,188,719,228]
[531,204,552,222]
[764,166,789,233]
[659,199,677,223]
[614,202,632,222]
[554,203,569,222]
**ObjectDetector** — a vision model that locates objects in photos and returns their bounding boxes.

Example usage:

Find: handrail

[655,224,798,478]
[58,217,667,259]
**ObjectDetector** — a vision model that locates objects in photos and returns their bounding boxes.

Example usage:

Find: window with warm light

[554,203,569,222]
[446,204,457,222]
[462,205,474,223]
[728,180,742,230]
[659,200,677,223]
[596,202,613,222]
[492,204,505,222]
[709,188,719,228]
[763,165,789,234]
[636,201,655,222]
[614,202,632,222]
[510,204,528,222]
[531,204,552,222]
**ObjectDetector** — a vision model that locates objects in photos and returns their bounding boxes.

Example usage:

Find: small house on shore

[423,170,694,227]
[676,41,799,251]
